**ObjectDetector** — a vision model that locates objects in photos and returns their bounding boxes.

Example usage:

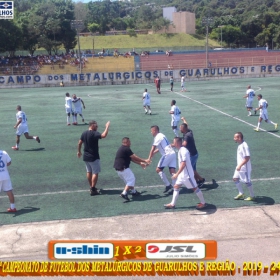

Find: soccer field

[0,77,280,225]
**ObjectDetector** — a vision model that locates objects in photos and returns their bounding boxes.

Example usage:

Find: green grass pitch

[0,77,280,225]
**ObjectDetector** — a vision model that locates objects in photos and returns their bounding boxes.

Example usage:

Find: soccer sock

[32,136,36,140]
[158,171,170,186]
[72,115,75,122]
[234,180,243,194]
[170,188,179,205]
[267,120,276,125]
[246,182,254,197]
[195,188,205,204]
[122,190,127,195]
[80,114,84,120]
[173,128,178,137]
[16,144,19,148]
[248,111,252,115]
[10,203,15,209]
[257,122,260,128]
[67,116,70,123]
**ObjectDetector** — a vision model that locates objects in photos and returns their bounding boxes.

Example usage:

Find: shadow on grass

[251,196,275,205]
[23,148,45,152]
[1,206,40,217]
[200,179,219,191]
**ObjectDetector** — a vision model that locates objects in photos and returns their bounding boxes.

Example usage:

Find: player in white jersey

[142,89,152,115]
[180,75,186,92]
[147,125,176,193]
[233,132,255,201]
[72,94,85,125]
[0,150,16,212]
[243,85,255,116]
[254,94,277,131]
[164,137,206,209]
[169,100,181,136]
[65,92,74,126]
[12,105,40,151]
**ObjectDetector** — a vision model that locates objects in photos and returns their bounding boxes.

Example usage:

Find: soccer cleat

[120,193,130,201]
[12,146,19,151]
[36,136,40,143]
[7,208,17,212]
[90,187,100,196]
[131,191,141,196]
[196,203,206,209]
[164,204,175,209]
[163,185,172,193]
[67,123,71,126]
[244,196,255,201]
[197,178,205,187]
[234,194,245,200]
[254,128,259,132]
[275,123,278,130]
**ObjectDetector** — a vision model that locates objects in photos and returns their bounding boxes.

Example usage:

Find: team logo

[0,1,13,19]
[146,243,205,259]
[53,242,114,259]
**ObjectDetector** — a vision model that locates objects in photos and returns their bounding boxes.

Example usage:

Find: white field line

[1,177,280,199]
[146,83,280,139]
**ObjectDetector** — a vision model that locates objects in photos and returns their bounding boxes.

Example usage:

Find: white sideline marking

[1,177,280,199]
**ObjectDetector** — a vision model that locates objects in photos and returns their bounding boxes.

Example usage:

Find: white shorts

[16,124,28,136]
[233,169,251,183]
[171,120,179,127]
[117,168,135,187]
[65,108,73,114]
[74,108,82,114]
[260,111,269,121]
[0,179,12,192]
[246,99,253,108]
[143,102,150,107]
[157,152,176,169]
[181,83,185,88]
[175,175,197,189]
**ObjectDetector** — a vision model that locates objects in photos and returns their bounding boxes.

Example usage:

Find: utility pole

[71,20,84,74]
[202,17,214,68]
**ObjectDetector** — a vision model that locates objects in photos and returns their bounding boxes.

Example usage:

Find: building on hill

[160,7,195,35]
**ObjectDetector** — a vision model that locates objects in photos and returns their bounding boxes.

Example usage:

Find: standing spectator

[114,137,150,202]
[0,150,16,212]
[170,76,174,92]
[12,105,41,151]
[233,132,255,201]
[266,43,268,52]
[243,85,255,116]
[180,117,205,186]
[142,89,152,115]
[147,125,176,193]
[169,100,181,137]
[154,76,161,94]
[254,94,277,131]
[77,120,110,196]
[181,75,187,92]
[65,93,74,126]
[164,137,206,209]
[72,94,85,125]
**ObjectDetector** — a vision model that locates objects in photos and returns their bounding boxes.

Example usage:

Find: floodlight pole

[218,25,225,47]
[202,17,214,67]
[71,20,84,74]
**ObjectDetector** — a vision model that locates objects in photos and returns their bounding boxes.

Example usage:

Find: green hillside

[79,33,219,51]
